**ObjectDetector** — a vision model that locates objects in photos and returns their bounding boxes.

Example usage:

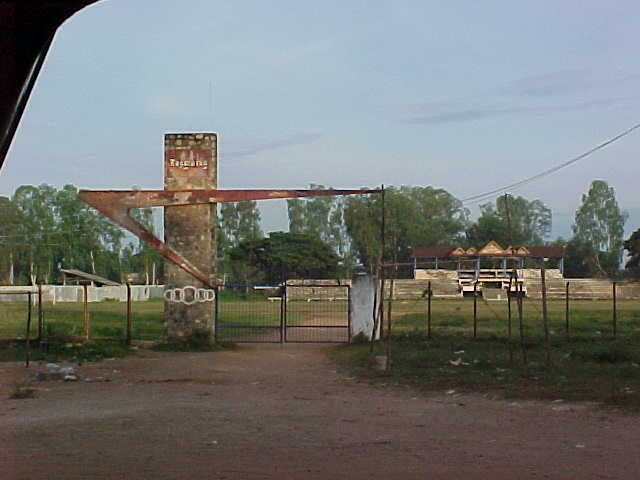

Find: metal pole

[214,286,220,343]
[612,281,617,338]
[126,283,132,345]
[507,271,513,364]
[25,292,32,367]
[427,280,432,339]
[385,278,394,372]
[282,284,287,343]
[37,284,43,340]
[540,261,552,369]
[473,281,478,339]
[518,281,527,366]
[83,284,90,341]
[565,281,570,341]
[347,285,352,343]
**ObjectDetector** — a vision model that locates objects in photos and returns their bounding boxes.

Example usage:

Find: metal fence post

[427,280,432,339]
[26,292,32,367]
[473,282,478,339]
[83,284,90,341]
[540,262,552,369]
[37,283,43,340]
[565,281,570,341]
[282,284,287,343]
[214,286,219,343]
[612,281,617,338]
[126,283,132,345]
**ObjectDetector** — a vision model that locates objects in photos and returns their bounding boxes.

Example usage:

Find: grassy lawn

[0,300,165,341]
[332,297,640,409]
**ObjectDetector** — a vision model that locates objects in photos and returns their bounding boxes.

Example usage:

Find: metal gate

[214,284,350,343]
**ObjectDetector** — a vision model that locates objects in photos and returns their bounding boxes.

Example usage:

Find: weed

[10,378,36,399]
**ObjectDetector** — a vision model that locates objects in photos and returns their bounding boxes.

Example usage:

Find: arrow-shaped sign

[79,188,381,288]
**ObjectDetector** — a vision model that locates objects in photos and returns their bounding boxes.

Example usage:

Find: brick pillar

[164,133,217,341]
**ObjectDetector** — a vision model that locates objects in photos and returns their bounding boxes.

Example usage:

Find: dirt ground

[1,344,640,480]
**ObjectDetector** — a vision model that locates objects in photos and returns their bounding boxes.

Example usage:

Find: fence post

[37,283,43,340]
[565,281,570,341]
[540,262,553,369]
[518,281,527,366]
[83,284,90,341]
[612,281,617,338]
[507,279,513,364]
[427,280,432,339]
[473,282,478,339]
[385,278,395,372]
[25,292,32,367]
[126,283,132,345]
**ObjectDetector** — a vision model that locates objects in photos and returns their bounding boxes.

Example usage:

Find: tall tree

[230,232,339,284]
[344,186,469,271]
[466,194,551,247]
[220,201,262,247]
[219,200,262,284]
[0,196,23,283]
[286,184,335,243]
[623,228,640,277]
[571,180,627,277]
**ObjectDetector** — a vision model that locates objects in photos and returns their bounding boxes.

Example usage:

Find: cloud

[498,70,640,98]
[405,68,640,125]
[405,97,629,125]
[224,132,323,160]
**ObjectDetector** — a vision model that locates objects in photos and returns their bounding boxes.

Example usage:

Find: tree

[230,232,340,284]
[126,199,163,284]
[344,186,469,271]
[0,196,23,283]
[466,194,551,247]
[623,228,640,277]
[571,180,627,277]
[219,201,262,284]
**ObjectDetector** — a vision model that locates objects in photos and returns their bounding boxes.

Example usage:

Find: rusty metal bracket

[78,188,380,288]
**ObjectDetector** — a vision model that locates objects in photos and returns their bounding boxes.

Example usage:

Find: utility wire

[462,122,640,205]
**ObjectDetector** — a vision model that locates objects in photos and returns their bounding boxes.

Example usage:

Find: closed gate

[214,284,350,343]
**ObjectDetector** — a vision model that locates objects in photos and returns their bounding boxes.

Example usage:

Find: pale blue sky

[2,0,639,240]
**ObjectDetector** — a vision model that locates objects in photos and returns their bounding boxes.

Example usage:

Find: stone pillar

[164,133,217,341]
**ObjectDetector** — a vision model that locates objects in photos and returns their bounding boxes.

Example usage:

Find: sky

[2,0,640,241]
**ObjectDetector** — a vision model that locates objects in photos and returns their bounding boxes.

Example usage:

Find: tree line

[0,184,161,285]
[0,180,635,285]
[221,180,633,283]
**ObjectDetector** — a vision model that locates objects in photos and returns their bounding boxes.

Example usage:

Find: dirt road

[1,344,639,479]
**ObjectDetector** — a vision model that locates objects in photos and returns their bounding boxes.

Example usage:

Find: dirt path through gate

[2,345,640,479]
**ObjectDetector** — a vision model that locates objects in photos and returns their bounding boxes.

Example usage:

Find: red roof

[412,245,564,259]
[411,247,455,258]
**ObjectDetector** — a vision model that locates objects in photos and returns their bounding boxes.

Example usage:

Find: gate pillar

[164,133,217,341]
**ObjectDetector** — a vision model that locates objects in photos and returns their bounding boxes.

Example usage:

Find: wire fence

[0,285,164,344]
[382,279,640,370]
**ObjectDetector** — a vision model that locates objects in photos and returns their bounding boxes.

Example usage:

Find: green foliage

[287,185,358,276]
[344,186,468,271]
[623,228,640,277]
[571,180,627,277]
[219,201,263,283]
[1,184,126,284]
[230,231,340,284]
[10,379,36,399]
[466,194,551,247]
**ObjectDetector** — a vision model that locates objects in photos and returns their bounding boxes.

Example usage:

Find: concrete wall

[350,275,381,340]
[0,285,165,303]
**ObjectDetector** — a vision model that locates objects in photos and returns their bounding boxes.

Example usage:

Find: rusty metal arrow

[78,188,380,288]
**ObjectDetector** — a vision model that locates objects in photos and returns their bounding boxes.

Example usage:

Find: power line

[462,122,640,205]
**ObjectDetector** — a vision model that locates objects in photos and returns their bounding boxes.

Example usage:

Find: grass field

[2,295,640,407]
[333,296,640,409]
